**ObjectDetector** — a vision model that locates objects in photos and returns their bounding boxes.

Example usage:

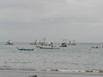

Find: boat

[68,40,76,46]
[38,46,60,49]
[17,48,34,51]
[91,46,99,49]
[5,40,13,45]
[34,40,60,49]
[60,42,67,47]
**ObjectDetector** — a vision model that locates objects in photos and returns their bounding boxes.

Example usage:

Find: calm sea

[0,42,102,71]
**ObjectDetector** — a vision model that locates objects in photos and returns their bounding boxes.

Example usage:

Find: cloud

[0,0,103,42]
[0,0,102,23]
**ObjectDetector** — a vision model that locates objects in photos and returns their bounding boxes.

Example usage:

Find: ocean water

[0,43,102,71]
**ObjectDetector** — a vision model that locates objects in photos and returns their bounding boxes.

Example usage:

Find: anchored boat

[17,48,34,51]
[5,40,13,45]
[38,46,60,49]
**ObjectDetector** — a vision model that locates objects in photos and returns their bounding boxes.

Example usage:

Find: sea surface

[0,43,103,77]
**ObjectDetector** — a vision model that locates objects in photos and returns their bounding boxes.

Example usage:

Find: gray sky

[0,0,103,42]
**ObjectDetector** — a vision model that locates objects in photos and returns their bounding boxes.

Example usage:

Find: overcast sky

[0,0,103,42]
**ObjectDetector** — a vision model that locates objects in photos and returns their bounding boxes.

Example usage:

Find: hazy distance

[0,0,103,42]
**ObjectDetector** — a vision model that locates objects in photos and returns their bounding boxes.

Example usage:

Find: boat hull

[17,48,34,51]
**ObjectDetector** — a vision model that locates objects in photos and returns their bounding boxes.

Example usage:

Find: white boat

[38,46,60,49]
[5,40,13,45]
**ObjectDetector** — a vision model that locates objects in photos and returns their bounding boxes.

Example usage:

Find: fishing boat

[68,40,76,46]
[17,48,34,51]
[5,40,13,45]
[91,46,99,49]
[34,39,60,49]
[38,46,60,49]
[60,42,67,47]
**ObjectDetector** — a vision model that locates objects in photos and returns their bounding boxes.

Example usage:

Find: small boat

[68,40,76,46]
[91,46,99,49]
[38,46,60,49]
[60,43,67,47]
[5,40,13,45]
[17,48,34,51]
